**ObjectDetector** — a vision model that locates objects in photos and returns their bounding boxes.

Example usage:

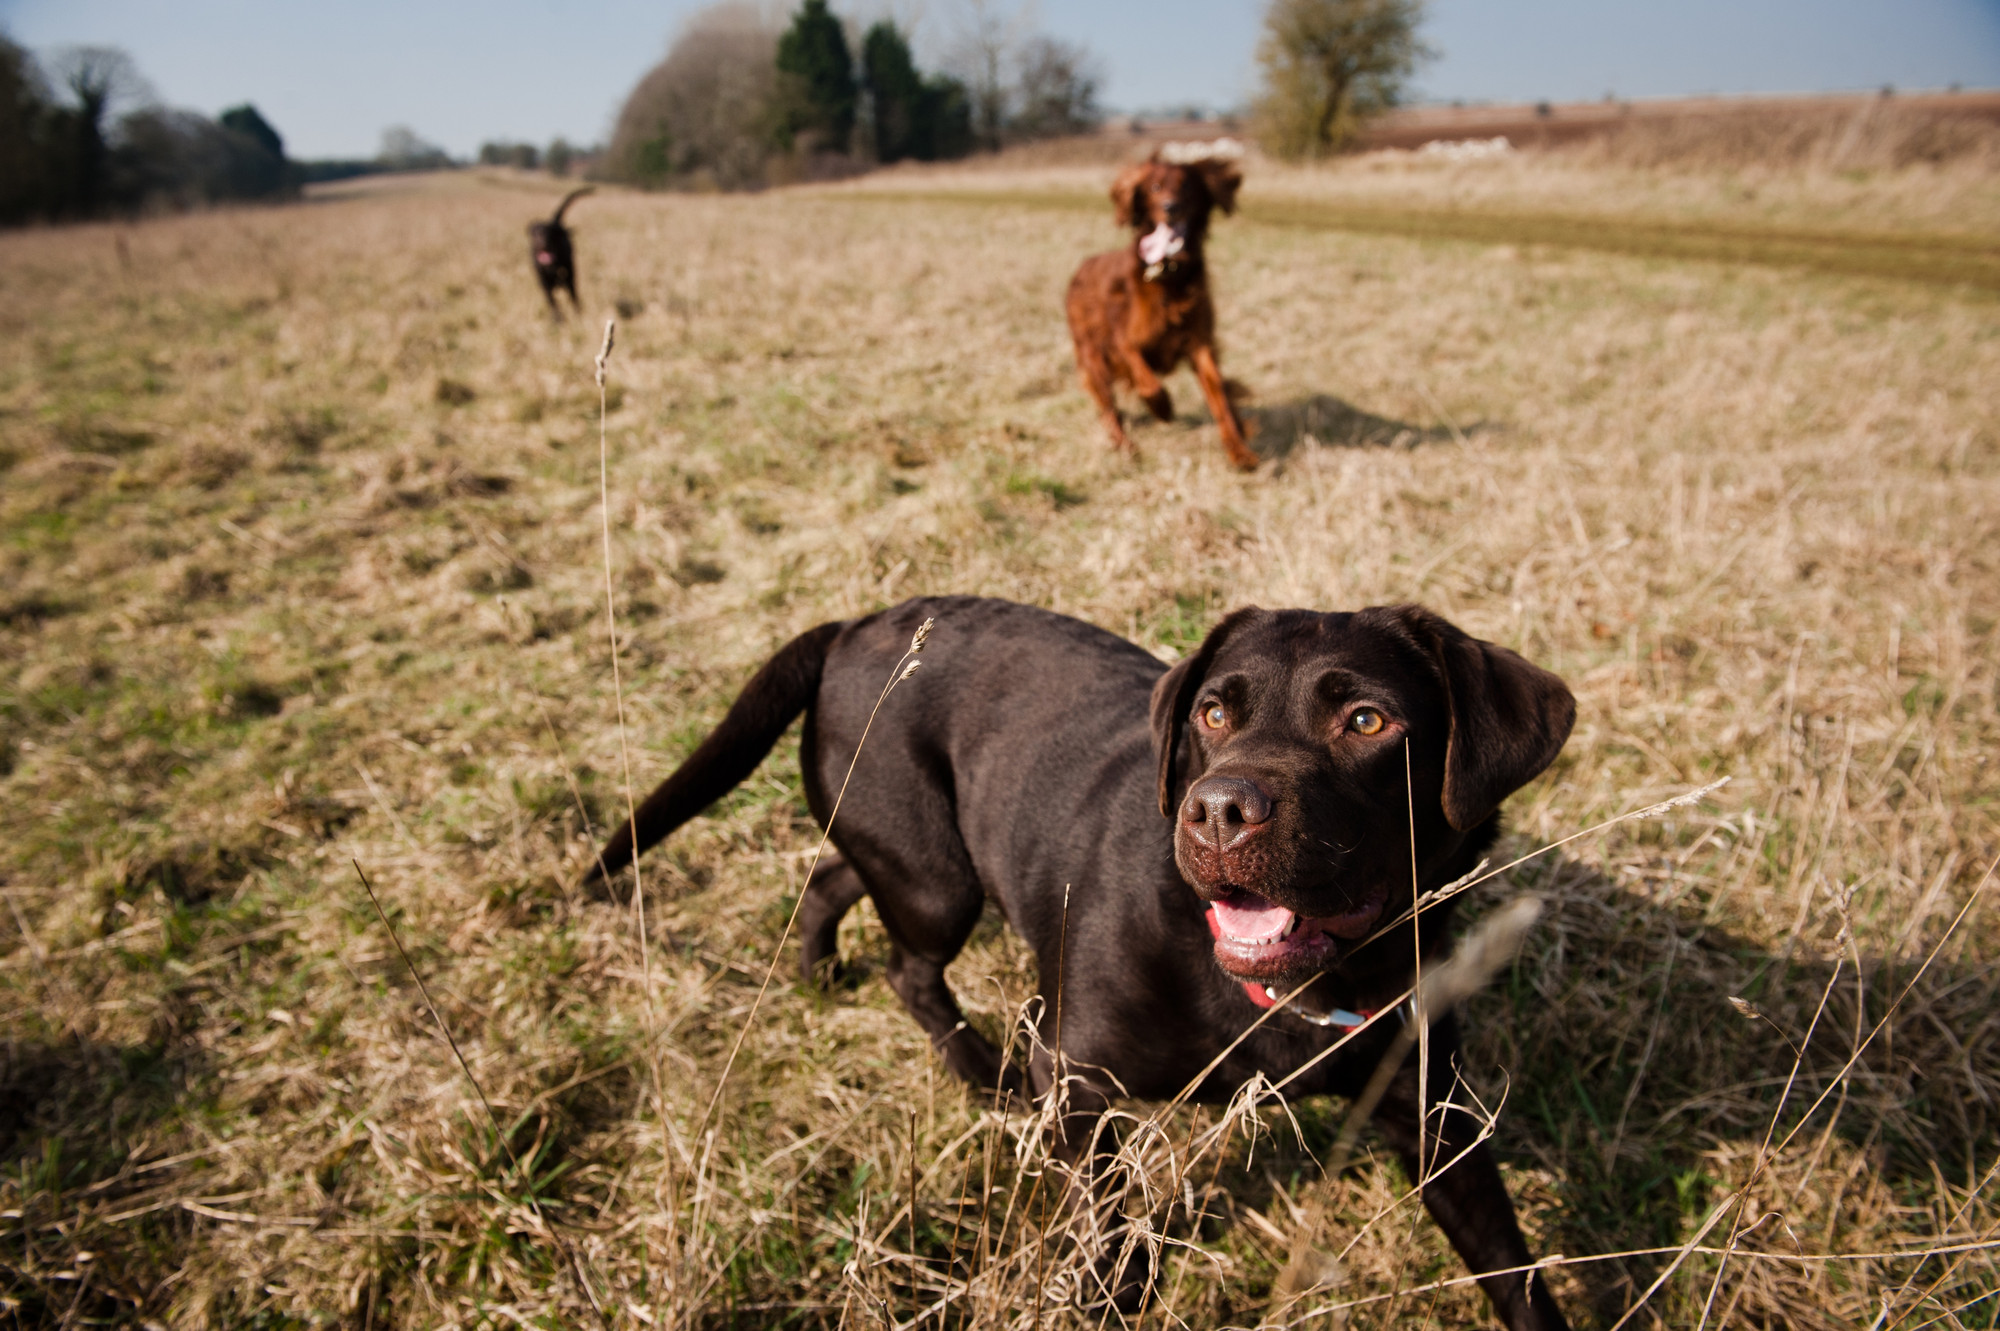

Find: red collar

[1204,906,1376,1027]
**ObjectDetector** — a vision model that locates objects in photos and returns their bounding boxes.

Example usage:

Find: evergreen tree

[914,75,974,161]
[218,103,289,195]
[775,0,856,152]
[0,39,58,224]
[857,20,973,163]
[219,104,283,159]
[860,20,921,162]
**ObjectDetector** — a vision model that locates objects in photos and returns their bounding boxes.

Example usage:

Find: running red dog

[1065,149,1256,469]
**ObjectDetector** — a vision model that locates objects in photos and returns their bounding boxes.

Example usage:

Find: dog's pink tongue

[1212,895,1294,941]
[1138,223,1182,266]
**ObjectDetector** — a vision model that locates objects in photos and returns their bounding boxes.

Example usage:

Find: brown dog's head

[528,220,559,268]
[1150,606,1575,987]
[1110,152,1242,278]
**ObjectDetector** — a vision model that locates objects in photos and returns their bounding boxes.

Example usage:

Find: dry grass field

[1,143,1997,1328]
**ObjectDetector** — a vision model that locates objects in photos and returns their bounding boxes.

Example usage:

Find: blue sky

[2,0,1996,160]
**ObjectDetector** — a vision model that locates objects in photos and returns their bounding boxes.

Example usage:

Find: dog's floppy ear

[1150,608,1259,817]
[1383,605,1576,831]
[1195,159,1242,216]
[1111,164,1150,228]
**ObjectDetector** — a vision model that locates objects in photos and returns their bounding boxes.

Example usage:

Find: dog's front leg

[884,943,1024,1096]
[1117,348,1174,425]
[1189,345,1256,470]
[1028,1052,1156,1318]
[1074,350,1134,452]
[1372,1022,1570,1331]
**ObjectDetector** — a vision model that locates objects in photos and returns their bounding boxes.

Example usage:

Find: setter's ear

[1376,606,1576,831]
[1150,608,1260,817]
[1195,158,1242,215]
[1110,164,1150,228]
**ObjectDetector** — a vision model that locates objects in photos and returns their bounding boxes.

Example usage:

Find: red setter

[1065,150,1254,469]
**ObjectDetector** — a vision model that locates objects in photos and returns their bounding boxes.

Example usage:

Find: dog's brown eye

[1201,704,1227,730]
[1350,708,1385,736]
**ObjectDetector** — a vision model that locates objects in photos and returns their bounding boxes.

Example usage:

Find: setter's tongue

[1138,222,1184,267]
[1210,893,1295,942]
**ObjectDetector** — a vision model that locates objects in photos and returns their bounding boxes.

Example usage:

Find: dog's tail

[550,186,595,226]
[582,620,843,893]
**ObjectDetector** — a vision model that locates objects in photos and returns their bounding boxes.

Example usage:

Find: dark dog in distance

[529,186,592,318]
[586,596,1575,1329]
[1065,145,1257,469]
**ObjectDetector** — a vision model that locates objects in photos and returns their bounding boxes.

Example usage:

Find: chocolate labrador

[529,186,592,317]
[586,596,1574,1329]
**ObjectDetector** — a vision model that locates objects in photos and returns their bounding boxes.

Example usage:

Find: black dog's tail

[550,186,595,226]
[582,621,843,892]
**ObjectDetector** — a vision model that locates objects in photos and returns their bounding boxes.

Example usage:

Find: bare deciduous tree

[1011,34,1102,141]
[46,45,153,212]
[607,2,782,189]
[940,0,1106,149]
[1253,0,1431,160]
[378,126,450,169]
[946,0,1030,151]
[47,45,153,122]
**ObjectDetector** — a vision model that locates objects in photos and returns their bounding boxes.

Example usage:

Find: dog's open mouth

[1138,223,1185,268]
[1206,888,1384,980]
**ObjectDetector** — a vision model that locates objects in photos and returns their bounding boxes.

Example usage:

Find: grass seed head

[594,317,616,387]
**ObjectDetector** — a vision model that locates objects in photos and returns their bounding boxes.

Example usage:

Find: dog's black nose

[1182,777,1272,849]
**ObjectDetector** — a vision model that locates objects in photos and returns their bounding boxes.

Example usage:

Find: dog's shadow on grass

[1240,394,1469,461]
[1291,850,1992,1324]
[0,1034,207,1320]
[0,1034,205,1167]
[1134,390,1477,461]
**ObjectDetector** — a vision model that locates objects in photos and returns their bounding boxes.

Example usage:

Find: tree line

[0,36,531,226]
[2,0,1431,223]
[0,39,294,225]
[475,138,589,177]
[605,0,1103,190]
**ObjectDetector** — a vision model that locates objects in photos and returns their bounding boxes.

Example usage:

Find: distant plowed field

[1,154,1996,1327]
[1356,90,2000,154]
